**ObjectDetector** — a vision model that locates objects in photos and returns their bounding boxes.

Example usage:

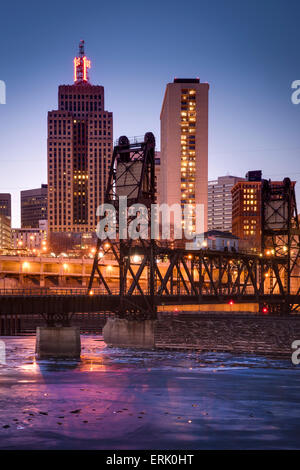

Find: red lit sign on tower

[73,40,91,83]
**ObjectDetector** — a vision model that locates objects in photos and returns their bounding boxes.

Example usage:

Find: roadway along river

[0,335,300,449]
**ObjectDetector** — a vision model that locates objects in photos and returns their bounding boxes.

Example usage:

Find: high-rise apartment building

[0,193,11,218]
[160,78,209,232]
[21,184,48,228]
[47,40,113,238]
[208,175,245,232]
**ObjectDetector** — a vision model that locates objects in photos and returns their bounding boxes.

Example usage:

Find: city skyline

[1,0,300,227]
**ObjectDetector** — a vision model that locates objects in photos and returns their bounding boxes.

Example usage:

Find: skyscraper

[21,184,48,228]
[160,78,209,232]
[47,41,113,241]
[208,175,245,232]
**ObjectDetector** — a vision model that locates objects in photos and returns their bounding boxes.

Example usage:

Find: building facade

[160,78,209,233]
[155,150,161,204]
[0,194,12,250]
[47,40,113,239]
[0,215,11,250]
[0,193,11,218]
[12,220,48,251]
[208,175,245,232]
[194,230,239,252]
[21,184,48,228]
[232,171,262,251]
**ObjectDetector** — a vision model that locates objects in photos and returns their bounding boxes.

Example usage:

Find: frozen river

[0,335,300,449]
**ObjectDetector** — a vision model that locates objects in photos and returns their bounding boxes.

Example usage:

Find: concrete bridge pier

[35,326,81,359]
[103,317,155,349]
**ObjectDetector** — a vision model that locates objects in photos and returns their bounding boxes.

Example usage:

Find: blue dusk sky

[0,0,299,226]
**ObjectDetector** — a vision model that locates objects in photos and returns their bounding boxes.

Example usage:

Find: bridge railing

[0,287,120,296]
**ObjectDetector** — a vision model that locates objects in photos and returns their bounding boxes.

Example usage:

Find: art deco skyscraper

[47,41,113,237]
[160,78,209,232]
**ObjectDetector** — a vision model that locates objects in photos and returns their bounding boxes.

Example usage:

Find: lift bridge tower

[88,132,157,320]
[261,178,300,312]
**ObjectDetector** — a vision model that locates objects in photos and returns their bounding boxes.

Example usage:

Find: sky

[0,0,300,227]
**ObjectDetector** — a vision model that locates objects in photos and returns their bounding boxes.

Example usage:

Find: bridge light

[107,265,113,271]
[98,251,104,258]
[63,263,68,271]
[89,290,94,296]
[22,262,30,270]
[229,300,234,305]
[104,243,110,249]
[132,255,141,263]
[90,248,96,254]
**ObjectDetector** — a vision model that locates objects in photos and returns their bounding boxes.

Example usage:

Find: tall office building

[0,193,11,218]
[21,184,48,228]
[208,175,245,232]
[47,40,113,239]
[160,78,209,232]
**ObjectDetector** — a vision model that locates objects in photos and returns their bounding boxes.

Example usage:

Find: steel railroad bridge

[0,133,299,330]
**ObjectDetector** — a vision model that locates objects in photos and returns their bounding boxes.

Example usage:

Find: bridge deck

[0,290,299,315]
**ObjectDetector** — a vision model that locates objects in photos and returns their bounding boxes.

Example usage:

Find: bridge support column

[35,327,81,359]
[103,317,155,349]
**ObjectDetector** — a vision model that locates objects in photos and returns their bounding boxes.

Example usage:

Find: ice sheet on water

[0,335,296,375]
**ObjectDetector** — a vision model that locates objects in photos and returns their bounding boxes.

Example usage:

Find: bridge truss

[88,134,300,318]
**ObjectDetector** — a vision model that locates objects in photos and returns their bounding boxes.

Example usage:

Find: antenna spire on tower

[79,39,85,57]
[73,40,91,84]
